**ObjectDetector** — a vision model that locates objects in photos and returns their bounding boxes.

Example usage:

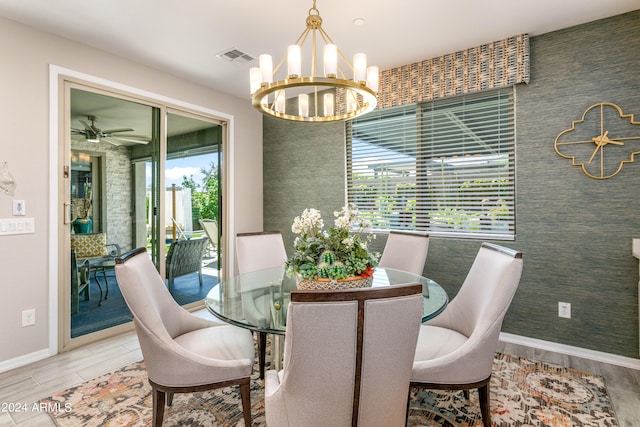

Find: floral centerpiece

[286,203,379,290]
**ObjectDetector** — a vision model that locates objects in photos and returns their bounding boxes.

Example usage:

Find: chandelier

[249,0,378,122]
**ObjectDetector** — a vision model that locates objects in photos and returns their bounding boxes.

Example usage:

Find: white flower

[342,237,354,248]
[292,208,324,236]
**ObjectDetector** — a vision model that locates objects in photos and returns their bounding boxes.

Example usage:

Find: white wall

[0,16,264,365]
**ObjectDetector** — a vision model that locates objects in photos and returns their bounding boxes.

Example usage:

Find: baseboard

[0,348,53,374]
[500,332,640,370]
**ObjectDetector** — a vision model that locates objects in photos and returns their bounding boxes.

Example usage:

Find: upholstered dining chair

[409,242,523,427]
[378,231,429,275]
[115,248,255,427]
[265,284,423,427]
[236,231,288,379]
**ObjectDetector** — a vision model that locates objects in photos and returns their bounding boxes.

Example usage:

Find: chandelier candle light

[249,0,378,122]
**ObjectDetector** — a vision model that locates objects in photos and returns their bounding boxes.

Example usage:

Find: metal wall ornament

[0,162,16,195]
[554,102,640,179]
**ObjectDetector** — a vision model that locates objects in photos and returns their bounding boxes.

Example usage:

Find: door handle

[64,202,71,224]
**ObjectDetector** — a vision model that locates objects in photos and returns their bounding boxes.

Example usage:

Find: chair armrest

[79,259,91,284]
[106,243,121,257]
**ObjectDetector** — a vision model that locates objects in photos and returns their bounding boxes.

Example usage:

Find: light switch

[0,218,35,235]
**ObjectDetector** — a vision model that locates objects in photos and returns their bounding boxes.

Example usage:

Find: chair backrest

[236,231,288,274]
[269,284,423,427]
[378,231,429,275]
[70,232,108,259]
[115,248,192,381]
[427,242,523,377]
[199,219,218,246]
[166,237,209,277]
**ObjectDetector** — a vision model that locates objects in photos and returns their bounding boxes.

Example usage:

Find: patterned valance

[377,34,530,109]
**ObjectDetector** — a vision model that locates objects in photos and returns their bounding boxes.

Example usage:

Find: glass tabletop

[205,266,448,335]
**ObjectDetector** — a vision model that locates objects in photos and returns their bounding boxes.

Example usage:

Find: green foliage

[181,161,219,224]
[285,204,379,280]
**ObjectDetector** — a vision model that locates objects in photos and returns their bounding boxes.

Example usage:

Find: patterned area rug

[42,353,618,427]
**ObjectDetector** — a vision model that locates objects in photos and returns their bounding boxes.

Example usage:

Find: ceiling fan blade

[103,127,135,134]
[101,137,124,146]
[108,133,150,140]
[110,136,150,145]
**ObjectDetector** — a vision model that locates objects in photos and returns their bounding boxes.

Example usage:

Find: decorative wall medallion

[554,102,640,179]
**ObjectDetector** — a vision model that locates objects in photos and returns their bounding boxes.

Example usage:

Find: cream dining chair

[115,248,255,427]
[236,231,288,379]
[378,231,430,275]
[409,242,523,427]
[265,284,423,427]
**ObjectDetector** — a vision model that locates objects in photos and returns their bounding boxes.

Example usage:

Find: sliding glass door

[62,82,223,349]
[68,86,155,340]
[163,111,222,305]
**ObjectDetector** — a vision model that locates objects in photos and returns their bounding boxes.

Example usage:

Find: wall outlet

[22,309,36,327]
[558,302,571,319]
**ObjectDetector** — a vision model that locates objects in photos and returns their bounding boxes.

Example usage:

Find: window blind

[346,89,515,239]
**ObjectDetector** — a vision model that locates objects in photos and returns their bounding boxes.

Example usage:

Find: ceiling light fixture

[249,0,378,122]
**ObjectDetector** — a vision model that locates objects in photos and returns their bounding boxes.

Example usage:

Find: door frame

[49,65,235,353]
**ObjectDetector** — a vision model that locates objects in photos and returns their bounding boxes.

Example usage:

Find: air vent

[216,48,255,63]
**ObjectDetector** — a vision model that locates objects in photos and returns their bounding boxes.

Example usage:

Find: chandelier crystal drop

[249,0,378,122]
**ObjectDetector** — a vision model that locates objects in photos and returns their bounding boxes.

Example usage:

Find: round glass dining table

[205,266,448,335]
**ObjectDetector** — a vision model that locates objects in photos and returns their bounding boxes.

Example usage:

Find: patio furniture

[165,237,209,292]
[70,249,90,315]
[70,232,121,263]
[71,232,121,305]
[199,219,218,257]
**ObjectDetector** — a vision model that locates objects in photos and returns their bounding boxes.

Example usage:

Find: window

[346,89,515,239]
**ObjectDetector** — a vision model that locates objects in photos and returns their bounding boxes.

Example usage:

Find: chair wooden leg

[152,387,166,427]
[258,331,267,379]
[478,382,491,427]
[463,390,469,399]
[239,380,252,427]
[167,392,174,406]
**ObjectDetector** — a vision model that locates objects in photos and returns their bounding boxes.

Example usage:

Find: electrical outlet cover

[13,200,26,216]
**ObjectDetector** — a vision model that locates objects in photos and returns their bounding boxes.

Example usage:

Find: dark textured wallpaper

[263,10,640,358]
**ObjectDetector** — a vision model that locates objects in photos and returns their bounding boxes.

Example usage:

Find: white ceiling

[1,0,637,103]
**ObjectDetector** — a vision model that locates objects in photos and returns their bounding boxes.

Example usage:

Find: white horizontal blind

[346,89,515,239]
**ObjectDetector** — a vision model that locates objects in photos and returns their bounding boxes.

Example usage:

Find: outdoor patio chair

[199,219,218,257]
[165,237,209,292]
[70,249,90,315]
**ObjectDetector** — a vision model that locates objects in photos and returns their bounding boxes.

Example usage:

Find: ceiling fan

[71,115,150,145]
